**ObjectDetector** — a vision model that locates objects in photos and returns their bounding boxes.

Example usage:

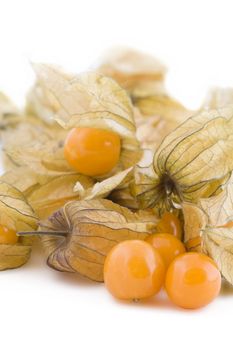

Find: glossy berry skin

[0,225,18,244]
[165,252,221,309]
[146,233,186,269]
[64,127,121,176]
[156,212,182,239]
[104,240,165,300]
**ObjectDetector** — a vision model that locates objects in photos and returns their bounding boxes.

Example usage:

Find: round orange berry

[146,233,186,269]
[0,225,18,244]
[156,212,182,239]
[165,252,221,309]
[104,240,165,300]
[64,127,121,176]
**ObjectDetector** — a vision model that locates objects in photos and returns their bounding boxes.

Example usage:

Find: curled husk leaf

[0,182,37,270]
[133,106,233,211]
[36,199,158,281]
[74,167,133,201]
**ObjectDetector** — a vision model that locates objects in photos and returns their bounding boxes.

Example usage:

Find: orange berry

[104,240,165,300]
[165,252,221,309]
[146,233,186,269]
[0,225,18,244]
[156,212,182,239]
[64,127,121,176]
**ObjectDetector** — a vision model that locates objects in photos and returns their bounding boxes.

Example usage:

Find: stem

[18,231,67,237]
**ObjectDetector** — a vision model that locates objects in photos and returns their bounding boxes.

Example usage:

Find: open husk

[0,182,37,270]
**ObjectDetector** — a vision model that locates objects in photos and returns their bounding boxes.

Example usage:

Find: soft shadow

[113,289,195,313]
[113,289,211,313]
[52,270,101,288]
[21,239,48,270]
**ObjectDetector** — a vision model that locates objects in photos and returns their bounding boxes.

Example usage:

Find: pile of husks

[0,48,233,307]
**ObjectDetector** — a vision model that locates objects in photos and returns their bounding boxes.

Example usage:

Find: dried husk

[0,182,37,270]
[0,92,22,130]
[182,173,233,284]
[135,97,192,150]
[33,64,139,145]
[7,64,142,186]
[74,167,133,201]
[133,106,233,211]
[202,227,233,285]
[27,174,94,219]
[97,48,192,150]
[97,47,166,98]
[0,167,44,197]
[203,87,233,109]
[31,199,158,281]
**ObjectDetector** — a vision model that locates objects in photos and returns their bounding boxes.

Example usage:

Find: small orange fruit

[156,212,182,239]
[146,233,186,269]
[0,225,18,244]
[104,240,165,300]
[64,127,121,176]
[165,252,221,309]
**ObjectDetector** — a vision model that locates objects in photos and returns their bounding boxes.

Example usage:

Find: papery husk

[22,64,142,179]
[25,65,73,124]
[109,187,139,209]
[1,111,71,176]
[133,106,233,211]
[27,174,94,219]
[97,48,192,150]
[97,47,166,97]
[0,167,42,196]
[1,168,94,219]
[182,173,233,284]
[0,92,22,130]
[0,182,37,270]
[202,227,233,284]
[182,202,207,252]
[34,199,158,281]
[135,97,192,150]
[203,87,233,109]
[74,167,133,201]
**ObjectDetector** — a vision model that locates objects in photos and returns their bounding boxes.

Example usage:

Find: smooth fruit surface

[104,240,165,300]
[64,127,121,176]
[0,225,18,244]
[156,212,182,239]
[146,233,186,269]
[165,252,221,309]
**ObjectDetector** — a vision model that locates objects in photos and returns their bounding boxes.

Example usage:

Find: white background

[0,1,233,349]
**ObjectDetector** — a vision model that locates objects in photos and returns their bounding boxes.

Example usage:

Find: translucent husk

[20,199,158,282]
[133,106,233,212]
[0,182,37,270]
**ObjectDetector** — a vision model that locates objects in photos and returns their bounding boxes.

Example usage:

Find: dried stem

[18,231,67,237]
